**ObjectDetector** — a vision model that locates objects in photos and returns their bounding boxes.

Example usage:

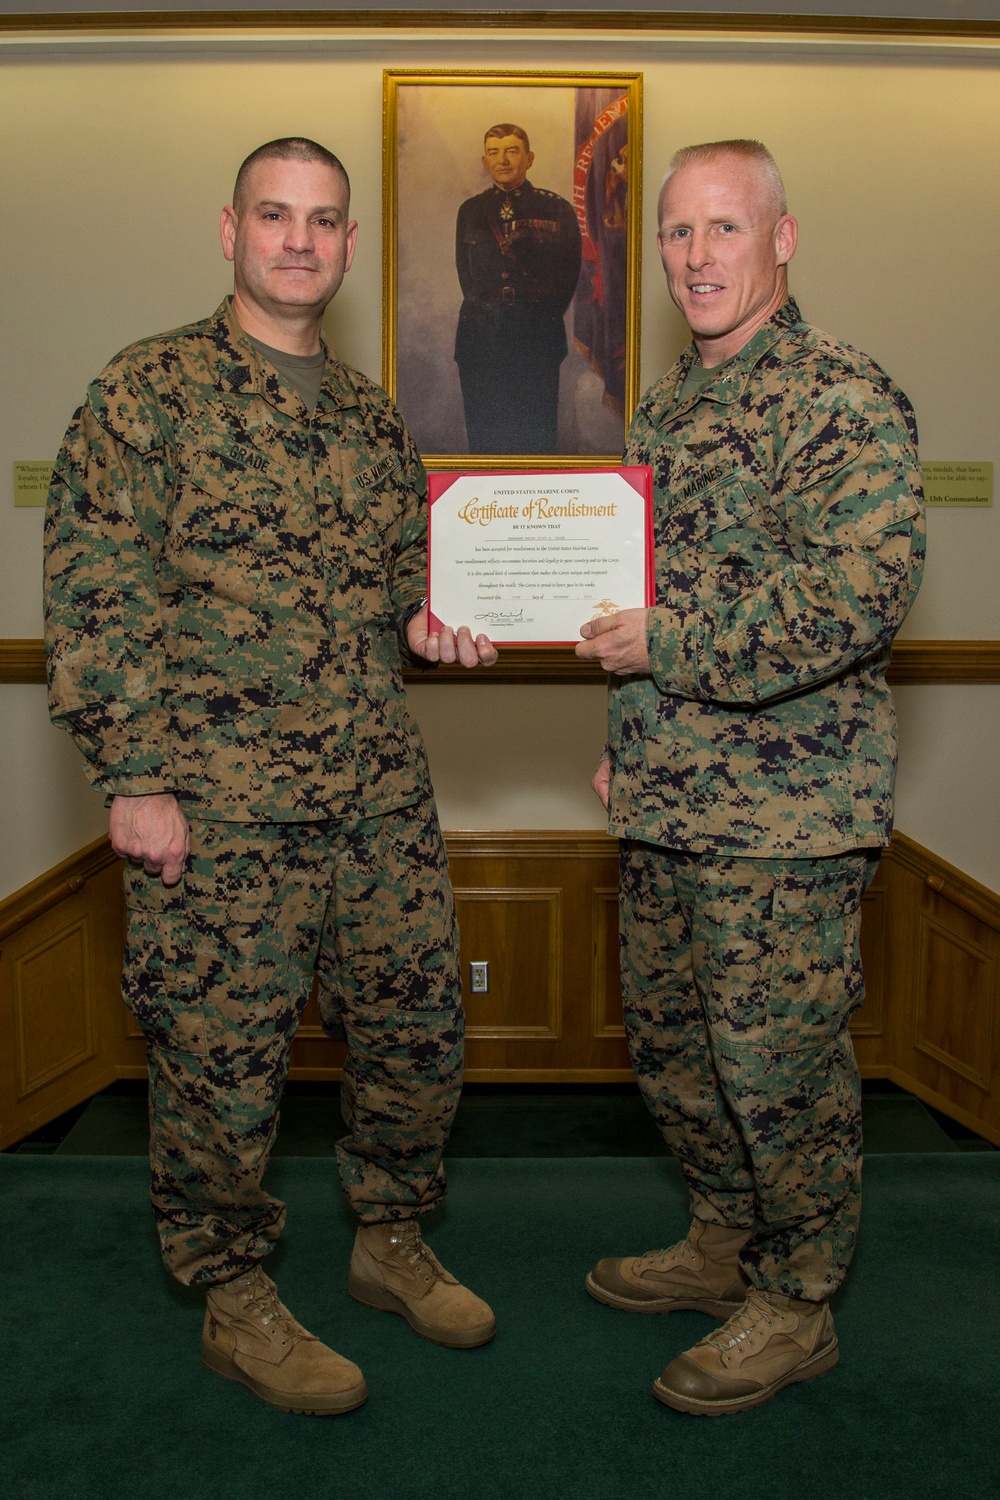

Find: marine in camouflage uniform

[44,139,496,1414]
[45,292,466,1275]
[580,140,924,1414]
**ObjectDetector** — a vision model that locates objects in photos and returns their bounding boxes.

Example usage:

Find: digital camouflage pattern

[610,297,925,857]
[608,298,924,1300]
[44,299,431,822]
[127,799,463,1286]
[45,300,464,1287]
[619,842,877,1299]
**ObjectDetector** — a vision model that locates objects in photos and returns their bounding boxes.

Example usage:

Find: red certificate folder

[427,466,654,646]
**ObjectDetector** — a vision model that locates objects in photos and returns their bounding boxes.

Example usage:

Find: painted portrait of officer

[453,123,582,454]
[389,77,636,460]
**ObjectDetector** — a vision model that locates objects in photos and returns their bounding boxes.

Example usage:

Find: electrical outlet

[469,961,489,993]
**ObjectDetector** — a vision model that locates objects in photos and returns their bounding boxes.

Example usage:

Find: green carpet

[47,1084,964,1158]
[859,1092,959,1154]
[51,1086,669,1158]
[5,1152,998,1500]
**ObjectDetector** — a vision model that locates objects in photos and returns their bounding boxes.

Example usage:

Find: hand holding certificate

[405,612,498,669]
[427,468,653,647]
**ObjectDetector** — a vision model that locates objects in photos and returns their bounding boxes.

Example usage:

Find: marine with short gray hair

[577,139,924,1415]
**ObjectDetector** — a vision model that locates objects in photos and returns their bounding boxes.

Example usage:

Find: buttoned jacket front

[45,300,432,822]
[609,299,925,857]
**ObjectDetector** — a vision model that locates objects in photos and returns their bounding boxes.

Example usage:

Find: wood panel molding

[888,831,1000,928]
[445,830,616,859]
[913,914,995,1091]
[591,887,624,1041]
[0,836,121,943]
[406,641,1000,686]
[3,826,1000,1143]
[6,639,1000,687]
[0,639,46,686]
[455,887,563,1040]
[887,640,1000,686]
[0,838,127,1148]
[2,12,998,42]
[444,832,622,1080]
[14,917,97,1099]
[876,833,1000,1143]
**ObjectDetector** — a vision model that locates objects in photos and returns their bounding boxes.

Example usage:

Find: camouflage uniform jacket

[609,298,924,857]
[45,299,433,821]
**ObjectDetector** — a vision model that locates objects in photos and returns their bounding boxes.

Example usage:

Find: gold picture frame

[383,70,642,469]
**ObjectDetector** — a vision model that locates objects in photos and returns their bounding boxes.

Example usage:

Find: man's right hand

[592,756,611,810]
[406,607,498,669]
[109,792,190,887]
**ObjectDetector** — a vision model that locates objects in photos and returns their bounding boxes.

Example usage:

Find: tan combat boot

[586,1218,751,1316]
[653,1288,839,1415]
[350,1220,496,1349]
[202,1265,367,1415]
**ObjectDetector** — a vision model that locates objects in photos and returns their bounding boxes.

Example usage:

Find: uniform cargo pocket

[765,855,869,1051]
[122,873,206,1056]
[697,855,867,1054]
[696,860,775,1050]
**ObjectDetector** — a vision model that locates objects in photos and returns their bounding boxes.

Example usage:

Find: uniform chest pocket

[660,472,755,557]
[657,474,781,605]
[339,452,406,550]
[166,451,284,604]
[175,450,282,520]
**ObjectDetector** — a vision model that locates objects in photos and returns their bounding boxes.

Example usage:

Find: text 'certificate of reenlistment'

[427,468,654,646]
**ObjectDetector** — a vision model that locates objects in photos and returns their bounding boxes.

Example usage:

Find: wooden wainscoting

[0,838,131,1148]
[285,832,629,1082]
[449,833,629,1081]
[5,638,1000,687]
[2,829,1000,1145]
[874,834,1000,1144]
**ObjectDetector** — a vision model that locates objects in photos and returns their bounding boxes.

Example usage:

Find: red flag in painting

[572,88,629,414]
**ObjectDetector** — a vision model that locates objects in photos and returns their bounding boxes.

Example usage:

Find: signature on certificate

[474,609,527,625]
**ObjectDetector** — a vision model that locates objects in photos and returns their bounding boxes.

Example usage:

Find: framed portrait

[383,70,642,468]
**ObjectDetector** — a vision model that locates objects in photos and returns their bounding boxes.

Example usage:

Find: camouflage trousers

[619,840,880,1300]
[122,797,464,1287]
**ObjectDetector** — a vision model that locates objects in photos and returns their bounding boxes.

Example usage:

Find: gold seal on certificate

[427,467,653,645]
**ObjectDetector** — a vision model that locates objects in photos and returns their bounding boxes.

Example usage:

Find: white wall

[894,686,1000,893]
[2,25,998,897]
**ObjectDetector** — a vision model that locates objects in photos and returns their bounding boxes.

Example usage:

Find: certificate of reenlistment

[427,468,654,646]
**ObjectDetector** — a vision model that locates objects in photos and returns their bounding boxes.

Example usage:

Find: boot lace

[385,1220,444,1286]
[235,1269,303,1348]
[702,1291,776,1365]
[635,1236,697,1274]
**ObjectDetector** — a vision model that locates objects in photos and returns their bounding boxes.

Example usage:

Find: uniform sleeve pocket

[779,402,920,543]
